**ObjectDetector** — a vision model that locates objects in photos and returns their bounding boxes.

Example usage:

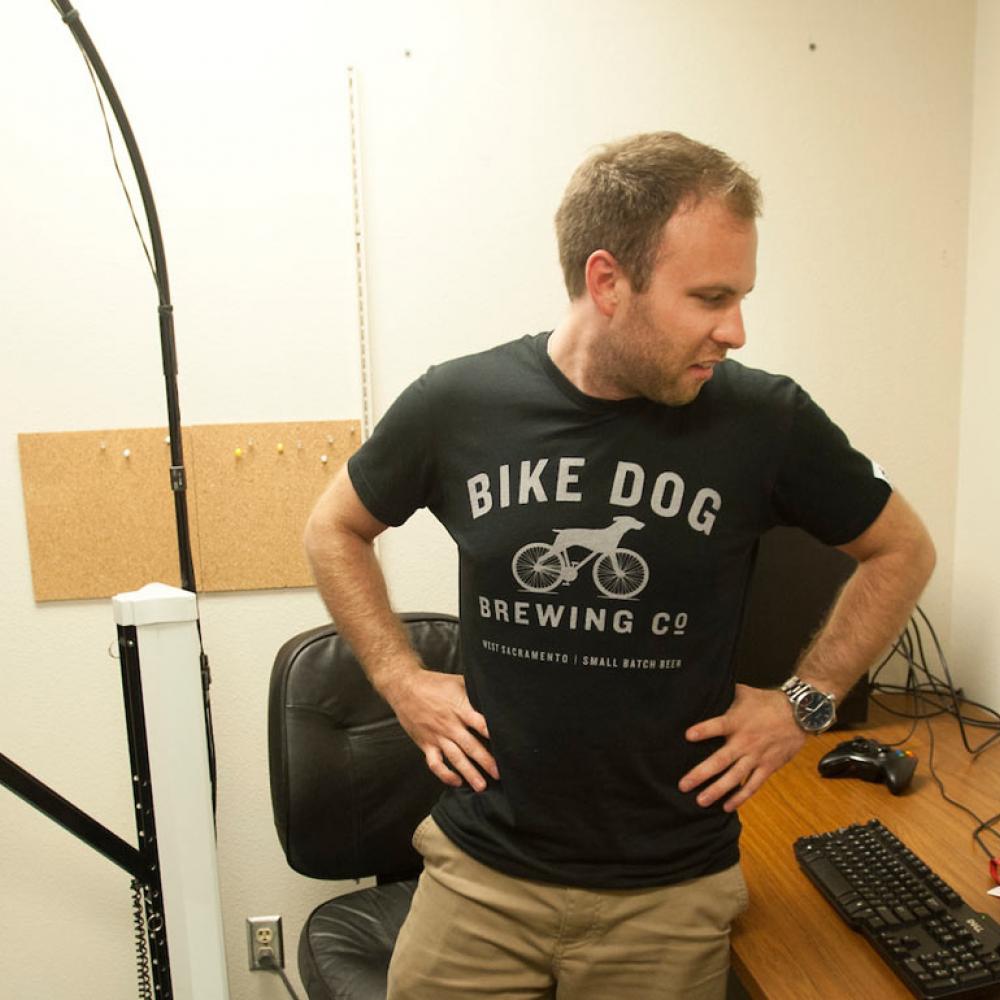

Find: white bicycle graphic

[511,516,649,599]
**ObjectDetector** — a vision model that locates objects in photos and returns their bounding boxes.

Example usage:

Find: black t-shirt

[348,332,891,889]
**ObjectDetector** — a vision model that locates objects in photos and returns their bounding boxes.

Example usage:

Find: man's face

[599,197,758,406]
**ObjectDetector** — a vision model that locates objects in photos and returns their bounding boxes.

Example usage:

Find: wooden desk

[731,699,1000,999]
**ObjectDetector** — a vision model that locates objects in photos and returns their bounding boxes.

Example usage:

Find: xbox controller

[817,737,917,795]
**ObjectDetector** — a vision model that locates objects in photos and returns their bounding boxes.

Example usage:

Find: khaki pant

[388,816,749,999]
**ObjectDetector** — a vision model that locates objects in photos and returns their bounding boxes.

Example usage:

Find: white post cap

[112,582,198,626]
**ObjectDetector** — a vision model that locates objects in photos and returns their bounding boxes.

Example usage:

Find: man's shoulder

[712,358,796,392]
[429,333,542,376]
[707,358,801,408]
[419,333,546,399]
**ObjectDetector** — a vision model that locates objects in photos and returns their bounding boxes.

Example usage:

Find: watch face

[794,691,836,733]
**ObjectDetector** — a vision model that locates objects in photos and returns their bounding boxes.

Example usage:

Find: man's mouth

[688,358,724,381]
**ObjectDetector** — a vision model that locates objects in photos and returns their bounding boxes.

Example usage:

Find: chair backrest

[268,612,462,882]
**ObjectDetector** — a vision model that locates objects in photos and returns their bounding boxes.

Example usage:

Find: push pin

[234,447,244,459]
[123,448,131,460]
[320,454,329,465]
[100,440,107,452]
[276,442,285,454]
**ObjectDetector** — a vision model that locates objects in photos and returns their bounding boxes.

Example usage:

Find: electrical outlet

[246,915,284,971]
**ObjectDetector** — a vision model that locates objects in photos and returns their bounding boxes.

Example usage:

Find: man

[304,132,935,999]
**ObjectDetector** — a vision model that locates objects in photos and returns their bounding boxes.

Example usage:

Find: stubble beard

[602,307,704,408]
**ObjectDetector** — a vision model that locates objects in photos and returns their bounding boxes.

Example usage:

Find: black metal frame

[118,624,173,998]
[0,4,219,995]
[0,626,173,997]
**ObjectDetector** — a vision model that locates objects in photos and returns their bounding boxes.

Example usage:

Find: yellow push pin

[234,447,244,459]
[277,442,285,454]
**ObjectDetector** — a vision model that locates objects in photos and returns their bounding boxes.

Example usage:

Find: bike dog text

[466,457,721,535]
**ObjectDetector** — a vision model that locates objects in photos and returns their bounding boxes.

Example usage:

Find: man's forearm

[304,520,422,702]
[304,469,497,790]
[795,519,936,700]
[681,493,935,811]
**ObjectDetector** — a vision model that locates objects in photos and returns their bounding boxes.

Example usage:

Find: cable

[925,719,1000,868]
[868,606,1000,870]
[70,26,158,284]
[257,949,304,1000]
[925,720,990,849]
[870,630,919,748]
[870,612,1000,752]
[130,879,153,1000]
[913,606,1000,755]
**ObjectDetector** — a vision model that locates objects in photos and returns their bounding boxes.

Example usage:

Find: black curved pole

[52,0,196,594]
[48,0,217,810]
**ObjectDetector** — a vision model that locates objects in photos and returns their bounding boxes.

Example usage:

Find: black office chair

[268,612,462,1000]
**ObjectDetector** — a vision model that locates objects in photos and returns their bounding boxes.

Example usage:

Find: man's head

[555,132,761,301]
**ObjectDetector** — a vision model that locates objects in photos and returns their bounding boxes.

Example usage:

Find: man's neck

[547,306,629,401]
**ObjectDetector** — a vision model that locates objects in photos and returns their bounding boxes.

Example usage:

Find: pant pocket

[726,863,750,918]
[411,814,434,855]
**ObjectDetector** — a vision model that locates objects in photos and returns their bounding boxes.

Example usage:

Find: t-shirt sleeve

[347,372,438,526]
[770,385,892,546]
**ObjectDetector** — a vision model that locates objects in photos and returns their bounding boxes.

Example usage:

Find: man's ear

[584,250,626,318]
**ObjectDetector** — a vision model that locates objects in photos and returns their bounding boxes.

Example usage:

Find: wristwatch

[780,676,837,734]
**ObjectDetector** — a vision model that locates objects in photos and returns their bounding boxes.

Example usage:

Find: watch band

[780,675,838,733]
[780,675,836,699]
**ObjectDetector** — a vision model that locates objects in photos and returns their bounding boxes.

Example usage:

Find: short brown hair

[554,131,761,299]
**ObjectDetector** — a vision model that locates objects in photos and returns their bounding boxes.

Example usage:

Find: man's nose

[713,304,746,350]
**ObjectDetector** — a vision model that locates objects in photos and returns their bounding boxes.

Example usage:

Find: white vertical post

[112,583,229,1000]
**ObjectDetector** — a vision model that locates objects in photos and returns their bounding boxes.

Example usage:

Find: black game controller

[817,737,917,795]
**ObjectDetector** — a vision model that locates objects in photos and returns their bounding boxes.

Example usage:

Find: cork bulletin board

[18,420,360,601]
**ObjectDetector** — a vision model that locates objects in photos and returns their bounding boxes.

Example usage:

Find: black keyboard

[794,820,1000,998]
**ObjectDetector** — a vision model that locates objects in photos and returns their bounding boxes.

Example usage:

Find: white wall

[952,0,1000,711]
[0,2,979,998]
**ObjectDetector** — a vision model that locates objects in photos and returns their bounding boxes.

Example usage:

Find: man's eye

[699,293,727,306]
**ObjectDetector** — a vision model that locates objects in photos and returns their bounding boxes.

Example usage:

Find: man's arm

[303,467,498,791]
[679,490,936,812]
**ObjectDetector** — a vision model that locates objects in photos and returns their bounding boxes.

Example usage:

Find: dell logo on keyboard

[966,917,984,934]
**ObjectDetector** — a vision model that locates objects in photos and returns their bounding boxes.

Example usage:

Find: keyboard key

[807,858,855,899]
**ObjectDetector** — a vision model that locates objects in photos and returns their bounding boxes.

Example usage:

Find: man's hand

[386,668,499,792]
[304,469,499,793]
[679,684,805,812]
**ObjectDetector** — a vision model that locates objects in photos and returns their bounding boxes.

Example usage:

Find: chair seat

[299,879,418,1000]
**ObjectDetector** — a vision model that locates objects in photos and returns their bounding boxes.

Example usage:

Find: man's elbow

[896,509,936,597]
[887,492,936,589]
[303,472,381,566]
[302,507,324,564]
[303,488,344,567]
[912,523,937,588]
